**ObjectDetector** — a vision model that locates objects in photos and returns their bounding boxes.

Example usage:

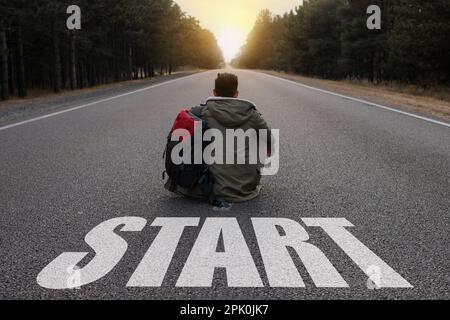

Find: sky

[176,0,302,62]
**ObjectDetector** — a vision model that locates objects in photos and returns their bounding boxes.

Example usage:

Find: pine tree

[0,0,224,100]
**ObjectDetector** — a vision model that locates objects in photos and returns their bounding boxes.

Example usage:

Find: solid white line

[256,71,450,128]
[0,72,205,132]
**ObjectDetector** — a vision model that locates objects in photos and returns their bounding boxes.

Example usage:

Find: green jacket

[166,98,272,203]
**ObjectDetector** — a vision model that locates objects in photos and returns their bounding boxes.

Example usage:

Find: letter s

[37,217,147,289]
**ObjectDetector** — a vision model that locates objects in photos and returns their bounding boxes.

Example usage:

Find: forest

[0,0,223,100]
[233,0,450,86]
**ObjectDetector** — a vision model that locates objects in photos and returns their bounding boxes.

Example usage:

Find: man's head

[214,73,239,98]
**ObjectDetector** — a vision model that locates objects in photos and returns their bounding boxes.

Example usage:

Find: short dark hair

[215,73,238,97]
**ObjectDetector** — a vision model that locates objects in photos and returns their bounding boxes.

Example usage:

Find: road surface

[0,70,449,299]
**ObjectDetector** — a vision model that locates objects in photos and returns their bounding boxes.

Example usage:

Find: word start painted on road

[37,217,412,290]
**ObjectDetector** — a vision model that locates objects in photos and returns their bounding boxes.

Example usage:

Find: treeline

[233,0,450,85]
[0,0,223,100]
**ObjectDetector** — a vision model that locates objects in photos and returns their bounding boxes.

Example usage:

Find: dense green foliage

[234,0,450,85]
[0,0,223,100]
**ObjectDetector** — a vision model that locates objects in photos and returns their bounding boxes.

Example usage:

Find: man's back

[165,72,272,204]
[201,98,271,202]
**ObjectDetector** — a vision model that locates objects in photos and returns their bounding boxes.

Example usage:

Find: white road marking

[37,217,147,289]
[0,73,205,132]
[127,218,200,287]
[3,69,447,132]
[176,218,263,287]
[252,218,348,288]
[37,217,412,289]
[303,218,412,288]
[256,71,450,128]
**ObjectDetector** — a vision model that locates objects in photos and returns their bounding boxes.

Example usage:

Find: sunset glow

[176,0,301,61]
[217,27,246,62]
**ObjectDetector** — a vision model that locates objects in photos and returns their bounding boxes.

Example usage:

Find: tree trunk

[78,62,84,89]
[70,32,77,90]
[128,46,133,80]
[0,30,9,100]
[53,22,62,93]
[369,52,375,83]
[150,65,155,77]
[90,61,97,87]
[8,40,16,95]
[17,24,26,97]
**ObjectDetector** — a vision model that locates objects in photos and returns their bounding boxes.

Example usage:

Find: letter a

[366,5,381,30]
[177,218,262,287]
[67,5,82,30]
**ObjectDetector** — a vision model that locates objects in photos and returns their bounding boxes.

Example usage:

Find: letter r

[252,218,348,287]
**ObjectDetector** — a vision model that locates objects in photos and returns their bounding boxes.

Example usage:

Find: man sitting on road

[165,72,272,204]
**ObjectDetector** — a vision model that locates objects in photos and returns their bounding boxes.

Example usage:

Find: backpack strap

[198,171,231,210]
[168,175,178,192]
[191,104,231,209]
[190,105,206,119]
[166,104,230,210]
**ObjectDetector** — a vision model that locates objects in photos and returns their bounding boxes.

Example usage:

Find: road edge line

[255,71,450,128]
[0,72,207,132]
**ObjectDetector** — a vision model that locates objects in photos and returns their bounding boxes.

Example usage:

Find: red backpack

[163,106,231,209]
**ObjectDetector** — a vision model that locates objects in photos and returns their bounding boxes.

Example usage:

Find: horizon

[176,0,302,62]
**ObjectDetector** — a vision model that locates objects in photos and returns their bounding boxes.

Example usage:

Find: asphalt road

[0,69,449,300]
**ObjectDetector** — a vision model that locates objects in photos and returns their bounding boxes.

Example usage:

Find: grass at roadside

[260,70,450,122]
[0,69,204,108]
[0,69,205,127]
